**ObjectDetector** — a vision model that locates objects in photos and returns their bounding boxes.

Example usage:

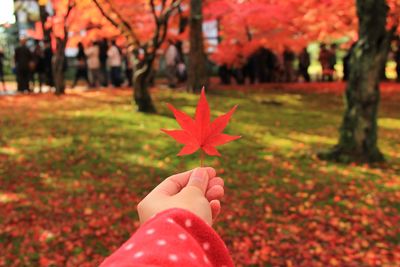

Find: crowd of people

[3,38,188,94]
[1,38,400,94]
[217,40,400,85]
[10,39,53,93]
[217,43,338,85]
[7,38,137,93]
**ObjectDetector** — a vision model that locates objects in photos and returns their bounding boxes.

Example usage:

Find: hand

[137,167,225,226]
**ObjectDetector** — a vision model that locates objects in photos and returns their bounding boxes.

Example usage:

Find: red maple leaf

[162,88,241,157]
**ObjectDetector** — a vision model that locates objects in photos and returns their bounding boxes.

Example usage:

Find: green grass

[0,85,399,266]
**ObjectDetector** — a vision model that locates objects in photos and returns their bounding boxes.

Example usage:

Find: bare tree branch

[161,0,167,11]
[150,0,159,26]
[92,0,120,28]
[163,0,182,18]
[93,0,181,57]
[155,0,182,48]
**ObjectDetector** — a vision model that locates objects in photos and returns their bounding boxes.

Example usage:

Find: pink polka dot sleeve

[100,208,234,267]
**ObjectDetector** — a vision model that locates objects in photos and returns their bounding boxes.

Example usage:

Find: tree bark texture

[53,38,66,95]
[320,0,392,163]
[133,61,156,113]
[52,1,74,95]
[187,0,208,93]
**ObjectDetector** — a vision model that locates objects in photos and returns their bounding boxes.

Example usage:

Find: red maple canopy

[205,0,399,66]
[41,0,399,62]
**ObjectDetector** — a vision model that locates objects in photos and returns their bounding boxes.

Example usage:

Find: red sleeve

[100,208,234,267]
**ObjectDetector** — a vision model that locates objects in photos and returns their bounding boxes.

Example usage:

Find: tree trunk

[133,61,156,113]
[53,38,66,95]
[319,0,391,163]
[187,0,208,93]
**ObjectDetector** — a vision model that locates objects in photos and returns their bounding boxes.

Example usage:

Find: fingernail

[190,168,208,188]
[192,168,207,180]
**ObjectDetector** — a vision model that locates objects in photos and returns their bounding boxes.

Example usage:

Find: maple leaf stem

[200,150,205,167]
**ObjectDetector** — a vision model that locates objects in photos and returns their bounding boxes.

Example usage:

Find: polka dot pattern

[203,242,210,250]
[189,251,197,260]
[99,208,234,267]
[133,251,144,258]
[168,254,178,262]
[157,239,167,246]
[185,219,192,228]
[124,243,134,251]
[178,233,187,240]
[146,228,155,235]
[204,255,210,264]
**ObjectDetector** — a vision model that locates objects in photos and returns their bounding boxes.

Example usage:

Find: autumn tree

[49,0,75,95]
[92,0,182,113]
[204,0,302,68]
[45,0,123,95]
[37,0,52,42]
[206,0,398,163]
[319,0,397,163]
[187,0,208,93]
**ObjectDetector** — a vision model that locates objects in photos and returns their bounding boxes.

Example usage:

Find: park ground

[0,82,399,266]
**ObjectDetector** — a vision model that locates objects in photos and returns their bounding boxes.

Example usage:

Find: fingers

[186,168,210,194]
[151,167,216,196]
[207,176,224,190]
[210,200,221,222]
[205,185,224,202]
[205,167,217,179]
[151,169,192,196]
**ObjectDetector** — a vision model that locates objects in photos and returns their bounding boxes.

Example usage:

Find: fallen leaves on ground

[0,83,399,266]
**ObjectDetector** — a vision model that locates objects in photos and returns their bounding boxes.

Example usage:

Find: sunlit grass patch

[379,118,400,130]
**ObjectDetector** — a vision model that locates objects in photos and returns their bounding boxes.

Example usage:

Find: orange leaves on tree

[162,88,240,158]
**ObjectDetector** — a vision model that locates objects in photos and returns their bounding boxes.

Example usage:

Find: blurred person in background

[218,64,231,85]
[107,40,122,87]
[328,43,337,81]
[14,38,33,93]
[43,41,54,88]
[165,39,178,88]
[231,41,245,85]
[174,40,187,84]
[72,42,90,88]
[176,59,187,84]
[86,41,102,88]
[32,40,46,93]
[123,46,134,87]
[0,47,6,91]
[283,46,296,82]
[319,43,331,81]
[99,38,109,86]
[299,47,311,82]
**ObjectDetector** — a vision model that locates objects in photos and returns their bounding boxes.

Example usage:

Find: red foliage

[45,0,121,47]
[206,0,400,66]
[41,0,400,65]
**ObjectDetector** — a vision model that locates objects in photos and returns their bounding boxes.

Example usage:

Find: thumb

[186,167,209,194]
